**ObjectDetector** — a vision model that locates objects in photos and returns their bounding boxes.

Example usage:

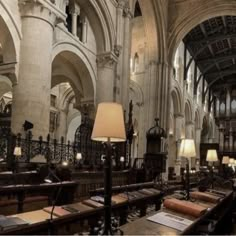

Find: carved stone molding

[96,51,118,68]
[19,0,66,27]
[123,3,133,19]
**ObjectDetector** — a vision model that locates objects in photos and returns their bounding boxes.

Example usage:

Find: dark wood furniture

[0,189,163,235]
[119,189,234,235]
[0,181,78,213]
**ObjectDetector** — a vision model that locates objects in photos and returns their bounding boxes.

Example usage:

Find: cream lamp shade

[120,156,125,162]
[91,102,126,142]
[222,156,229,164]
[76,153,82,160]
[206,149,218,162]
[13,147,22,156]
[229,158,235,165]
[179,139,196,159]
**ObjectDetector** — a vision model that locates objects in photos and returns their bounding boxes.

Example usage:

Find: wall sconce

[120,156,125,162]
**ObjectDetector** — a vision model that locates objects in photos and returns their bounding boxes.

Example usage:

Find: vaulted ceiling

[183,15,236,93]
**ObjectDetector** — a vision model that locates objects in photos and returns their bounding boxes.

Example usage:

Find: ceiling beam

[189,32,236,45]
[196,53,236,64]
[205,69,236,78]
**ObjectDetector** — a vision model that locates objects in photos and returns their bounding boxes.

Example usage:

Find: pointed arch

[170,86,183,115]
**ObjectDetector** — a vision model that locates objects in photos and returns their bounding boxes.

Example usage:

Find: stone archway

[51,46,95,140]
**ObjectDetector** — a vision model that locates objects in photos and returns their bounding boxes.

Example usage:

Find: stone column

[55,109,68,140]
[219,125,224,151]
[121,4,132,115]
[194,127,201,170]
[226,87,231,117]
[81,16,87,43]
[96,52,118,104]
[185,121,194,139]
[174,114,184,176]
[229,127,233,151]
[71,11,78,36]
[11,1,61,139]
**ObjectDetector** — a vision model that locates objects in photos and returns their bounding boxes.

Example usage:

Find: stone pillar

[219,124,224,151]
[11,1,61,138]
[55,109,68,140]
[71,11,78,36]
[96,52,118,104]
[185,121,194,139]
[81,16,87,43]
[226,87,231,117]
[229,127,233,151]
[121,4,132,115]
[195,128,201,170]
[174,114,184,176]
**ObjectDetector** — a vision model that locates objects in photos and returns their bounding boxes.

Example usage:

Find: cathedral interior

[0,0,236,235]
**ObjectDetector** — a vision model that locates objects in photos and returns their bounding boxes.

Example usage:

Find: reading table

[119,189,233,235]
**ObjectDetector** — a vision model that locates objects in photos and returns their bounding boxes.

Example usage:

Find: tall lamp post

[206,149,218,189]
[179,139,196,200]
[91,102,126,235]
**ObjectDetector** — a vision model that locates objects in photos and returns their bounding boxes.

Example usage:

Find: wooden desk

[0,171,39,185]
[120,190,233,235]
[0,189,163,235]
[0,181,78,213]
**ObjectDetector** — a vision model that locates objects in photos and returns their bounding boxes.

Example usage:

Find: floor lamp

[179,139,196,200]
[91,102,126,235]
[206,149,218,189]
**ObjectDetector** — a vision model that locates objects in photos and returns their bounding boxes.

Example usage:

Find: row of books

[43,187,161,217]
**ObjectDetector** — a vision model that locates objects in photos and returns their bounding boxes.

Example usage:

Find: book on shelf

[190,191,222,203]
[147,211,193,231]
[65,203,94,212]
[43,206,71,217]
[148,188,161,194]
[138,189,154,196]
[112,195,128,204]
[0,216,29,231]
[82,199,104,208]
[61,205,80,213]
[91,196,116,205]
[16,210,55,224]
[206,189,226,197]
[118,193,129,200]
[163,198,207,218]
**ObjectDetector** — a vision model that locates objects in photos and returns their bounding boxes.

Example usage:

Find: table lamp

[206,149,218,189]
[222,156,229,165]
[229,158,234,167]
[179,139,196,200]
[91,102,126,235]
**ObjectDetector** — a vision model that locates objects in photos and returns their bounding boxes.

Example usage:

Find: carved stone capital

[123,4,133,19]
[96,51,118,68]
[19,0,67,27]
[117,0,127,9]
[114,45,122,57]
[174,113,184,118]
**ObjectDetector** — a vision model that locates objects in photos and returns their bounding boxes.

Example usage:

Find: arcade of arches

[1,0,236,177]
